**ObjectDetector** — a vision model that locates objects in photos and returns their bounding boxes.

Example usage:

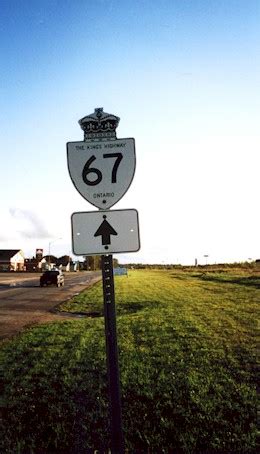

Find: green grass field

[0,268,259,453]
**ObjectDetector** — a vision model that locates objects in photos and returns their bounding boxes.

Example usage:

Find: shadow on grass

[117,300,160,315]
[192,274,260,289]
[56,301,160,318]
[54,309,102,318]
[170,273,189,280]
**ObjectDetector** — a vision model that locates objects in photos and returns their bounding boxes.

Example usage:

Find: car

[40,270,64,287]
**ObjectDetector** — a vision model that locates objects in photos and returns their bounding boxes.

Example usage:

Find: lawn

[0,267,258,453]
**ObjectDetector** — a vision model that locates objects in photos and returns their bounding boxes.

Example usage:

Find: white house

[0,249,25,271]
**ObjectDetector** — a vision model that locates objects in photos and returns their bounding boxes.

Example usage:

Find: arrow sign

[71,209,140,255]
[94,216,118,245]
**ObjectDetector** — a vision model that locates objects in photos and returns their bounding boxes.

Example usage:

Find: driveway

[0,271,101,341]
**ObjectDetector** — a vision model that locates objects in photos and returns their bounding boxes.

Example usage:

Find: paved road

[0,271,102,340]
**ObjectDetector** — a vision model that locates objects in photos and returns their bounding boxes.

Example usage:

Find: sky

[0,0,259,265]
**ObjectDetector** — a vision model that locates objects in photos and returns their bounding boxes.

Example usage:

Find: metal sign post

[101,254,124,453]
[67,108,140,453]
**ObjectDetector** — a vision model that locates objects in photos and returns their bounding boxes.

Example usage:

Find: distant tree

[113,258,119,268]
[83,256,89,270]
[83,256,102,270]
[83,256,119,270]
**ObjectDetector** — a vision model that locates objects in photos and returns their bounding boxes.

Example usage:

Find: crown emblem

[79,108,120,141]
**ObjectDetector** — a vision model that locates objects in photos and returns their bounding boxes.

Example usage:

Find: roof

[42,255,58,263]
[0,249,23,261]
[57,255,71,266]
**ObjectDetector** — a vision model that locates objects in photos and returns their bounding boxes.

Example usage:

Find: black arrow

[94,216,118,245]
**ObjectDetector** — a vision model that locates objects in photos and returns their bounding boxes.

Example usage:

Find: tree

[83,255,102,270]
[113,258,119,268]
[83,256,119,270]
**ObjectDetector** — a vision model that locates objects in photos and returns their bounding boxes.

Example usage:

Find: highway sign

[68,109,137,451]
[67,138,136,209]
[71,209,140,255]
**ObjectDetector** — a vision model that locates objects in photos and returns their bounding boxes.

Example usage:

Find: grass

[0,268,259,453]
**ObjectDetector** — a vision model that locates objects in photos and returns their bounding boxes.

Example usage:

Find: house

[0,249,25,271]
[24,257,43,272]
[39,255,75,272]
[24,248,44,272]
[40,256,58,271]
[56,255,71,272]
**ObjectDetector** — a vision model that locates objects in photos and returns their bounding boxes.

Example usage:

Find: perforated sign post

[67,108,140,454]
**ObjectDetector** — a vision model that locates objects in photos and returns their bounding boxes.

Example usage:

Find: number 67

[82,153,123,186]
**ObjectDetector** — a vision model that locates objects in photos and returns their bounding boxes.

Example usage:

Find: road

[0,271,102,340]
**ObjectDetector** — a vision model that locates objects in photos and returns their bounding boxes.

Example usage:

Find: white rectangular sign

[71,209,140,255]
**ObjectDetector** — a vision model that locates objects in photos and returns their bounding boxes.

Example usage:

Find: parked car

[40,270,64,287]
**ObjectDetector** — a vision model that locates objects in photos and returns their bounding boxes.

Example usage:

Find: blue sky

[1,0,259,264]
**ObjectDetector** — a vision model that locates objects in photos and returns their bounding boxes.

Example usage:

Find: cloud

[9,208,51,239]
